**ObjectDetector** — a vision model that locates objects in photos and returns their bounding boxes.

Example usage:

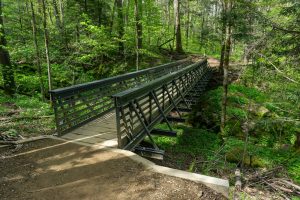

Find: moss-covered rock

[225,147,267,168]
[256,106,269,117]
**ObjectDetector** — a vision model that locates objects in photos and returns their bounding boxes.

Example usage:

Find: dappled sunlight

[35,146,89,164]
[93,138,118,148]
[36,150,124,173]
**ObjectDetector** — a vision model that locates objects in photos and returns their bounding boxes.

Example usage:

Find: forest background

[0,0,299,198]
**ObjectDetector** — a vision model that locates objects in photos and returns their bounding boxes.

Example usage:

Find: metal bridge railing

[49,58,192,135]
[113,59,211,150]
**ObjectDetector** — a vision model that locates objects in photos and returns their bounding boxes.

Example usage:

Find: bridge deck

[61,111,118,148]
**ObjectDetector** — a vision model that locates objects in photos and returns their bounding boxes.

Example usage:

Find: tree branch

[257,53,299,84]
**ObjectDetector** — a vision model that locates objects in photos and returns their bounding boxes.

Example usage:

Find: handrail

[49,58,192,134]
[114,60,207,106]
[50,58,191,97]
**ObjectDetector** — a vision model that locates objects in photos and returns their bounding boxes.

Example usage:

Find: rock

[197,191,203,198]
[256,106,269,117]
[226,147,266,167]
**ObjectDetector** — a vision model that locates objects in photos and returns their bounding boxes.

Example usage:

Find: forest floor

[0,93,54,139]
[0,138,225,200]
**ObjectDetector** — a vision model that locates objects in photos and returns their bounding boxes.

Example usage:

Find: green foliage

[153,124,222,168]
[224,137,300,183]
[0,0,299,184]
[15,74,42,94]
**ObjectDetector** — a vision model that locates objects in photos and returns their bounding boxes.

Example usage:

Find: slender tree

[220,0,234,135]
[134,0,142,49]
[116,0,124,55]
[219,15,226,73]
[52,0,62,32]
[109,0,117,34]
[185,0,190,48]
[84,0,87,13]
[134,0,142,70]
[0,0,16,96]
[40,0,53,92]
[30,1,45,100]
[295,132,300,149]
[174,0,183,53]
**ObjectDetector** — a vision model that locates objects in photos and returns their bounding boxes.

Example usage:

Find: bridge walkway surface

[60,111,118,148]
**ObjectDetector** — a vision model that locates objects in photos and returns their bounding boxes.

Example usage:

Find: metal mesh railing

[50,58,192,134]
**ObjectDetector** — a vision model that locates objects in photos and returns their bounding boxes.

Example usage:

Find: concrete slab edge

[112,148,230,198]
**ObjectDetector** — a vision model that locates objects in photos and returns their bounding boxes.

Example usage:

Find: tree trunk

[59,0,64,23]
[219,8,227,73]
[52,0,65,47]
[295,132,300,149]
[30,1,45,100]
[76,22,80,43]
[0,0,15,96]
[40,0,53,93]
[59,0,67,49]
[220,0,233,136]
[125,0,130,25]
[116,0,124,55]
[166,0,171,34]
[134,0,142,71]
[134,0,142,49]
[17,1,25,44]
[46,0,54,25]
[52,0,68,50]
[174,0,183,53]
[220,41,226,72]
[84,0,87,13]
[185,0,190,48]
[200,15,205,53]
[52,0,62,31]
[110,0,117,35]
[97,0,102,26]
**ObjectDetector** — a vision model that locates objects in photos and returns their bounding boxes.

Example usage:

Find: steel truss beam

[113,59,211,153]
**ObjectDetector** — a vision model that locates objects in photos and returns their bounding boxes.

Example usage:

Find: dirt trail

[0,139,225,200]
[207,57,220,67]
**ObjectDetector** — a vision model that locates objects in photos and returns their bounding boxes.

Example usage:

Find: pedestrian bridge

[50,58,212,158]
